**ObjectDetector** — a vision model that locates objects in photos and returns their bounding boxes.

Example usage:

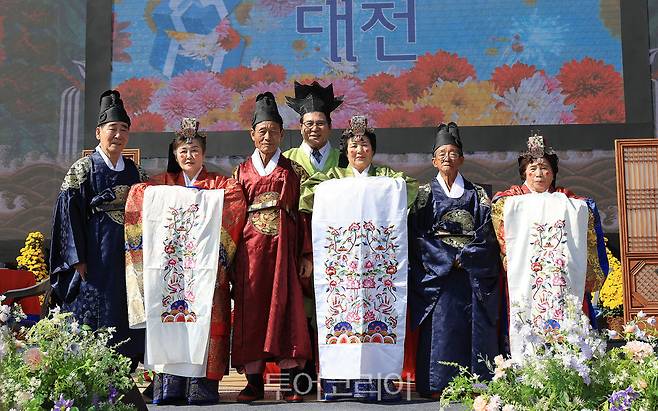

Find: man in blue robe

[50,90,147,364]
[408,122,501,398]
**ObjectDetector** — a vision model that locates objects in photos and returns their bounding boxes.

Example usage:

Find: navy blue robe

[50,151,146,359]
[408,177,500,395]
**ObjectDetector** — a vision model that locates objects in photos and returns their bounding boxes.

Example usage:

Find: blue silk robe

[408,176,500,395]
[50,151,147,359]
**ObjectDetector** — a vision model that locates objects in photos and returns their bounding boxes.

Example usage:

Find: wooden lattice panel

[615,139,658,321]
[634,263,658,302]
[622,146,658,253]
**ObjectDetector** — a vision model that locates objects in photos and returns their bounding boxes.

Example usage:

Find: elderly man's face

[524,157,554,193]
[96,121,129,157]
[432,144,464,175]
[300,112,331,150]
[251,121,283,156]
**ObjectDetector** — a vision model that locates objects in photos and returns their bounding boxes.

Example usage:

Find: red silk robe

[124,167,246,380]
[231,156,312,368]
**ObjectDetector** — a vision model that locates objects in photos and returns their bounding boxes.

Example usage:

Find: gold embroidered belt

[247,199,295,220]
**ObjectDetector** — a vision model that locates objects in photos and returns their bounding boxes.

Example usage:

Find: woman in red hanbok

[124,119,246,405]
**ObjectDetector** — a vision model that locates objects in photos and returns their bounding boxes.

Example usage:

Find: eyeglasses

[302,120,327,128]
[434,151,461,160]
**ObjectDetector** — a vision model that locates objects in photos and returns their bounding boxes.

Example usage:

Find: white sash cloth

[142,185,224,377]
[312,177,408,379]
[503,192,588,359]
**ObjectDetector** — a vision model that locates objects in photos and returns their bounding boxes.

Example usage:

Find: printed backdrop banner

[111,0,625,130]
[312,177,408,379]
[142,185,224,377]
[503,192,588,359]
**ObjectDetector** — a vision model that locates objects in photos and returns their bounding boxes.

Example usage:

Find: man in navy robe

[50,90,147,365]
[408,122,501,398]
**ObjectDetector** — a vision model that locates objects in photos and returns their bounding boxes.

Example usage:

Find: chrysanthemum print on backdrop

[111,0,625,131]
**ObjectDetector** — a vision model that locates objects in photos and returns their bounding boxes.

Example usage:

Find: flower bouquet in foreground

[440,295,658,411]
[0,297,134,410]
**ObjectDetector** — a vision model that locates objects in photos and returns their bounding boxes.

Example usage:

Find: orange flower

[131,112,167,132]
[557,57,623,104]
[116,78,159,114]
[413,50,476,83]
[254,64,287,84]
[363,73,408,103]
[491,62,539,95]
[219,26,241,50]
[219,66,255,92]
[573,94,625,123]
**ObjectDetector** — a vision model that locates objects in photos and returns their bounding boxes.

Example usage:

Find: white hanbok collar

[251,148,281,176]
[352,165,371,178]
[95,145,125,172]
[436,172,465,198]
[301,141,331,170]
[183,168,202,187]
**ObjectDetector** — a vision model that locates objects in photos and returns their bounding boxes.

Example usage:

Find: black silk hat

[285,81,343,119]
[252,92,283,127]
[433,122,463,154]
[97,89,131,127]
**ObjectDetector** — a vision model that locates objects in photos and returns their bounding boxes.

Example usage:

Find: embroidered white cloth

[142,185,224,377]
[312,177,408,379]
[503,192,589,359]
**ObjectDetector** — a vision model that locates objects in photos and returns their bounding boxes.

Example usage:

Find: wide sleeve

[407,185,456,327]
[298,170,331,214]
[490,196,508,271]
[49,158,91,303]
[375,165,419,208]
[584,207,606,293]
[124,182,149,328]
[457,186,500,280]
[218,179,247,269]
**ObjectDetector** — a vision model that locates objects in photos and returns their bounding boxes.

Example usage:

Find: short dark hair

[299,111,332,127]
[518,154,559,187]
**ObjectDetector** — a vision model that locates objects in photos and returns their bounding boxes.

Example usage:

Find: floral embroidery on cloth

[323,220,401,345]
[529,219,570,328]
[161,203,200,323]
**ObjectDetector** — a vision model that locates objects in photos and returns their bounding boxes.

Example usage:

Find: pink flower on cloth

[364,260,374,269]
[362,277,376,289]
[363,311,376,322]
[168,258,177,266]
[346,311,361,322]
[184,257,195,269]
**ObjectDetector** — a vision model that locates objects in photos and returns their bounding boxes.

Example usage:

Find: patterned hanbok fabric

[310,176,410,379]
[124,168,246,404]
[50,150,147,360]
[491,184,607,356]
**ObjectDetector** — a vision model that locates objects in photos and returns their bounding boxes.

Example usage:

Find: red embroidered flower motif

[346,311,361,322]
[168,258,177,266]
[219,66,255,92]
[348,222,360,232]
[364,260,374,269]
[362,277,376,288]
[386,265,397,275]
[383,278,394,287]
[363,310,376,322]
[363,221,376,231]
[326,266,336,276]
[490,62,539,95]
[363,73,408,103]
[531,262,542,272]
[414,50,476,83]
[552,275,567,286]
[573,94,625,123]
[115,77,159,114]
[328,279,337,288]
[349,261,358,271]
[254,64,287,84]
[165,244,175,254]
[131,112,166,132]
[557,57,623,105]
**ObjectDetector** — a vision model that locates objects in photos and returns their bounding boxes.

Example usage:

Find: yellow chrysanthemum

[16,231,48,283]
[599,247,623,310]
[418,81,502,126]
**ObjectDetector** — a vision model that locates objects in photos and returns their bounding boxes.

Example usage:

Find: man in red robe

[231,92,313,403]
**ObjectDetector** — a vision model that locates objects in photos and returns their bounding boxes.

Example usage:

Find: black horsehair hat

[285,81,343,119]
[433,122,463,154]
[97,89,131,127]
[252,92,283,128]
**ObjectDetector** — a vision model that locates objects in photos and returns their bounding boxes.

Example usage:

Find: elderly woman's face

[524,157,554,193]
[176,140,205,178]
[346,136,374,173]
